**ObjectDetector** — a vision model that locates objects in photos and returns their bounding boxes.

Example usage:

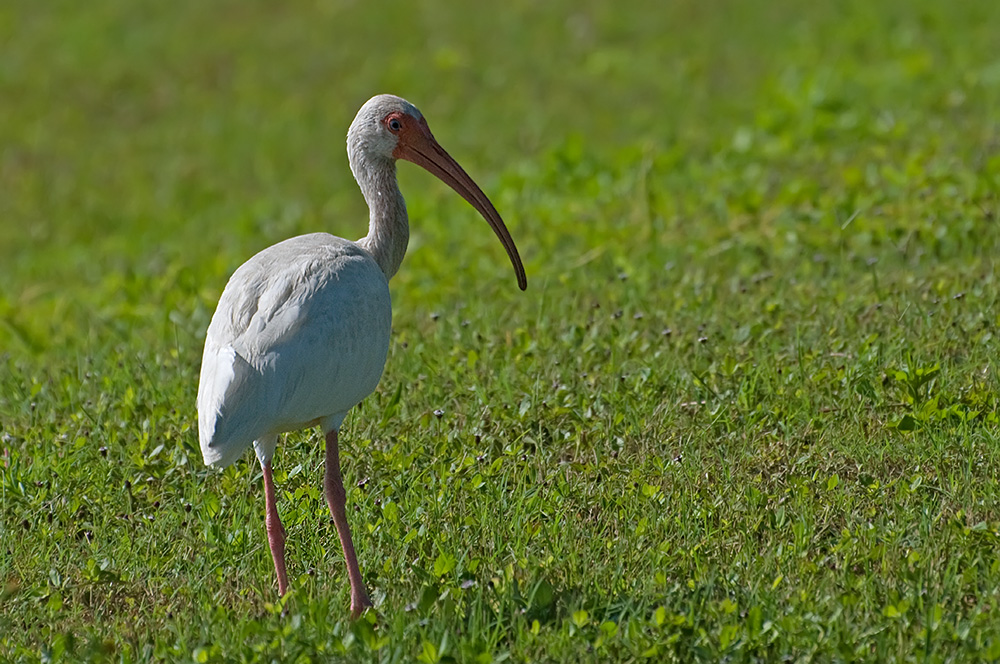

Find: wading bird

[197,94,526,617]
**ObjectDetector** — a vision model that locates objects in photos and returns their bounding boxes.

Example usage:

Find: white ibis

[197,94,526,617]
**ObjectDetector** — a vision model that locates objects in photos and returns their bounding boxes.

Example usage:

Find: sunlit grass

[2,0,1000,661]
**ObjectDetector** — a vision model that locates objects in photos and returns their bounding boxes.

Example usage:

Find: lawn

[2,0,1000,661]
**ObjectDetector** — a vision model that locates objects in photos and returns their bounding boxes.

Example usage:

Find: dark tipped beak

[395,124,527,291]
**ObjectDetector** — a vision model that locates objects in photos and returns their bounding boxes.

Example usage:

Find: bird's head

[348,94,527,291]
[347,94,425,164]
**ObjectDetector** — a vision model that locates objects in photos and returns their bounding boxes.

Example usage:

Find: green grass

[3,0,1000,661]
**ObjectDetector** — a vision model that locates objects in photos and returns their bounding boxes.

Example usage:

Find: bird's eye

[388,118,402,132]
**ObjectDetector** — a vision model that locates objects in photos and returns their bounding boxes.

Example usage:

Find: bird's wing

[197,234,391,467]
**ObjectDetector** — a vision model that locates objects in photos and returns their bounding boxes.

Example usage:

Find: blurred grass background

[4,0,997,314]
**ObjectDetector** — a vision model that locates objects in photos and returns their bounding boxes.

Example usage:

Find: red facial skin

[383,111,527,291]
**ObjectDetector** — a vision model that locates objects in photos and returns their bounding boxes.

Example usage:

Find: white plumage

[195,94,525,618]
[198,234,390,468]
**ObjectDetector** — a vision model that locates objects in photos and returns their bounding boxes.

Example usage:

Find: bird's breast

[199,233,393,458]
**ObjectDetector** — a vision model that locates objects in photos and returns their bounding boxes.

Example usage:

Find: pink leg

[261,461,289,596]
[325,429,372,618]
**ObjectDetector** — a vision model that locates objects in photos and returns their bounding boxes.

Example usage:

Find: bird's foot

[350,592,374,620]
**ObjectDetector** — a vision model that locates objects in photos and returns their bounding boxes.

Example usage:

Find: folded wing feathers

[196,236,390,469]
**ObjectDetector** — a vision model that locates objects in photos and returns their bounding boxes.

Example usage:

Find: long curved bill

[395,120,528,291]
